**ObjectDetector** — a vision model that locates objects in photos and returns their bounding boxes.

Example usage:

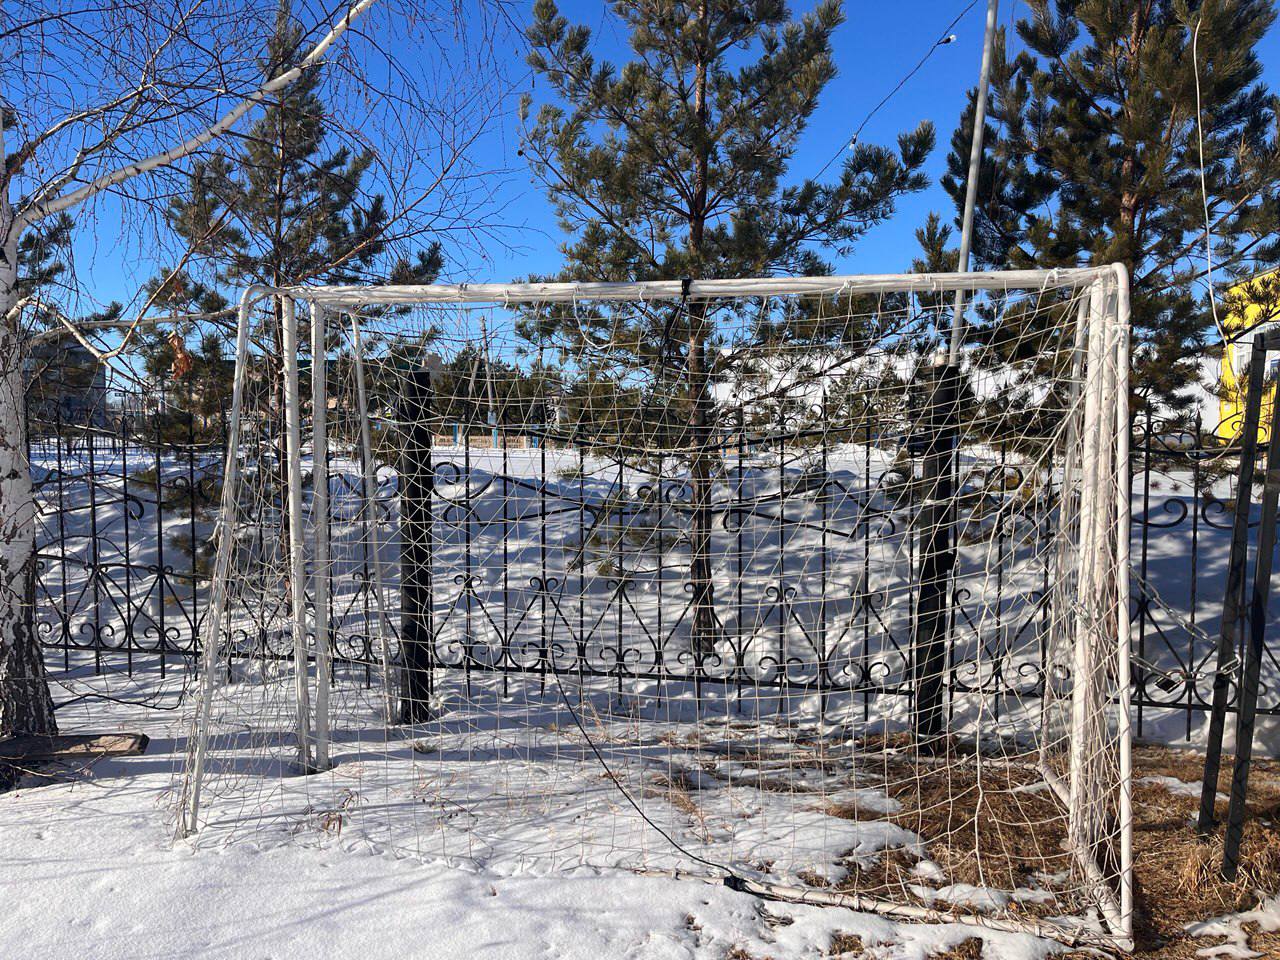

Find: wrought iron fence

[31,376,227,679]
[1127,409,1280,737]
[30,378,1278,737]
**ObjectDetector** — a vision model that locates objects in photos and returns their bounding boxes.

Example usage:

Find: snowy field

[12,442,1280,957]
[3,657,1077,960]
[6,657,1280,959]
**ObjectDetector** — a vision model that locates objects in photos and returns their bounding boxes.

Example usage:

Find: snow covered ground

[4,659,1074,960]
[8,658,1279,958]
[15,441,1280,958]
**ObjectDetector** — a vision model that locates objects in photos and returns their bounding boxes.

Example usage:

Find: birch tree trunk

[0,223,56,737]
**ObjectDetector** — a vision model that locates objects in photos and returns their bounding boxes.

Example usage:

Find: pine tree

[162,1,443,311]
[156,2,444,464]
[158,3,443,476]
[522,0,934,653]
[17,213,79,431]
[940,0,1280,411]
[15,213,73,303]
[153,1,445,724]
[134,271,234,445]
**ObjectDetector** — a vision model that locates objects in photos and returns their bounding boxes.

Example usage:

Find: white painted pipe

[285,268,1116,307]
[349,311,397,726]
[1111,263,1134,944]
[311,303,331,770]
[282,296,314,771]
[729,875,1114,949]
[183,283,267,836]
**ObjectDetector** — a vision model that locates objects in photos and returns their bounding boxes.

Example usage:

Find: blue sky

[482,0,995,280]
[475,0,1280,282]
[69,0,1280,309]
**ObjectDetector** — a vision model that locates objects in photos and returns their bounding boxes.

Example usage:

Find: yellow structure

[1216,271,1280,443]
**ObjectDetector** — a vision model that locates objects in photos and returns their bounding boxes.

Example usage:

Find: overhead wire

[1191,16,1230,346]
[813,0,981,181]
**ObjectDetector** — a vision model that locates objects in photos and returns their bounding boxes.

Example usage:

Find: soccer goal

[176,267,1132,948]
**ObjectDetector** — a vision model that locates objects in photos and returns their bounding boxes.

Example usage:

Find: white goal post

[177,266,1132,949]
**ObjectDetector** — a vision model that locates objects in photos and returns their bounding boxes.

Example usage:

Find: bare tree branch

[17,0,381,228]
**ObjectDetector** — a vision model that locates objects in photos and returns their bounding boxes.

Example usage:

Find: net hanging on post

[175,267,1132,949]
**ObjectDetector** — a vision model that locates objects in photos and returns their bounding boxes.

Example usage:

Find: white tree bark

[0,216,56,737]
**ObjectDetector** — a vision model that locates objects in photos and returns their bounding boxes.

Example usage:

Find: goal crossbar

[279,266,1121,307]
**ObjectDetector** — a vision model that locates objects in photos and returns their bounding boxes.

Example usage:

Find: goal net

[176,268,1132,948]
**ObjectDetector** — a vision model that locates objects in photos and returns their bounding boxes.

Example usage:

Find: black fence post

[1222,337,1280,879]
[153,395,168,675]
[120,411,134,676]
[912,362,958,748]
[1199,341,1266,833]
[399,369,434,722]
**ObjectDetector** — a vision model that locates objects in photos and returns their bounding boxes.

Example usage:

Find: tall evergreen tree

[940,0,1280,410]
[151,2,446,726]
[154,2,445,485]
[522,0,934,652]
[15,213,74,304]
[133,270,234,444]
[162,1,443,312]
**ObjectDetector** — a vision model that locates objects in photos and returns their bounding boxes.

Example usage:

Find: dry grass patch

[669,732,1278,957]
[927,938,983,959]
[1166,829,1280,913]
[1127,750,1280,952]
[820,796,893,822]
[814,743,1280,956]
[831,847,924,902]
[647,770,703,817]
[882,761,1069,900]
[646,770,716,840]
[826,931,865,956]
[822,758,1072,920]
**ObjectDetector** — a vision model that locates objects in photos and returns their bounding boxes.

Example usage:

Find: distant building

[24,340,107,427]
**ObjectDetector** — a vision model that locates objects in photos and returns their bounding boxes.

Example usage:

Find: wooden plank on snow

[0,733,150,762]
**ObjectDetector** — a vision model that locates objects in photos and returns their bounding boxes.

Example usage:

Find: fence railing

[31,384,227,679]
[1126,411,1280,738]
[30,394,1278,737]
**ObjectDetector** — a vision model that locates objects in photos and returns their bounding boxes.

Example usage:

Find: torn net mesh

[176,275,1129,945]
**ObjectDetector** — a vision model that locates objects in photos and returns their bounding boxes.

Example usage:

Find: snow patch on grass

[1185,894,1280,959]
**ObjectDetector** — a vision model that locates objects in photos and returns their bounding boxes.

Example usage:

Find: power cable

[813,0,980,181]
[1191,17,1229,345]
